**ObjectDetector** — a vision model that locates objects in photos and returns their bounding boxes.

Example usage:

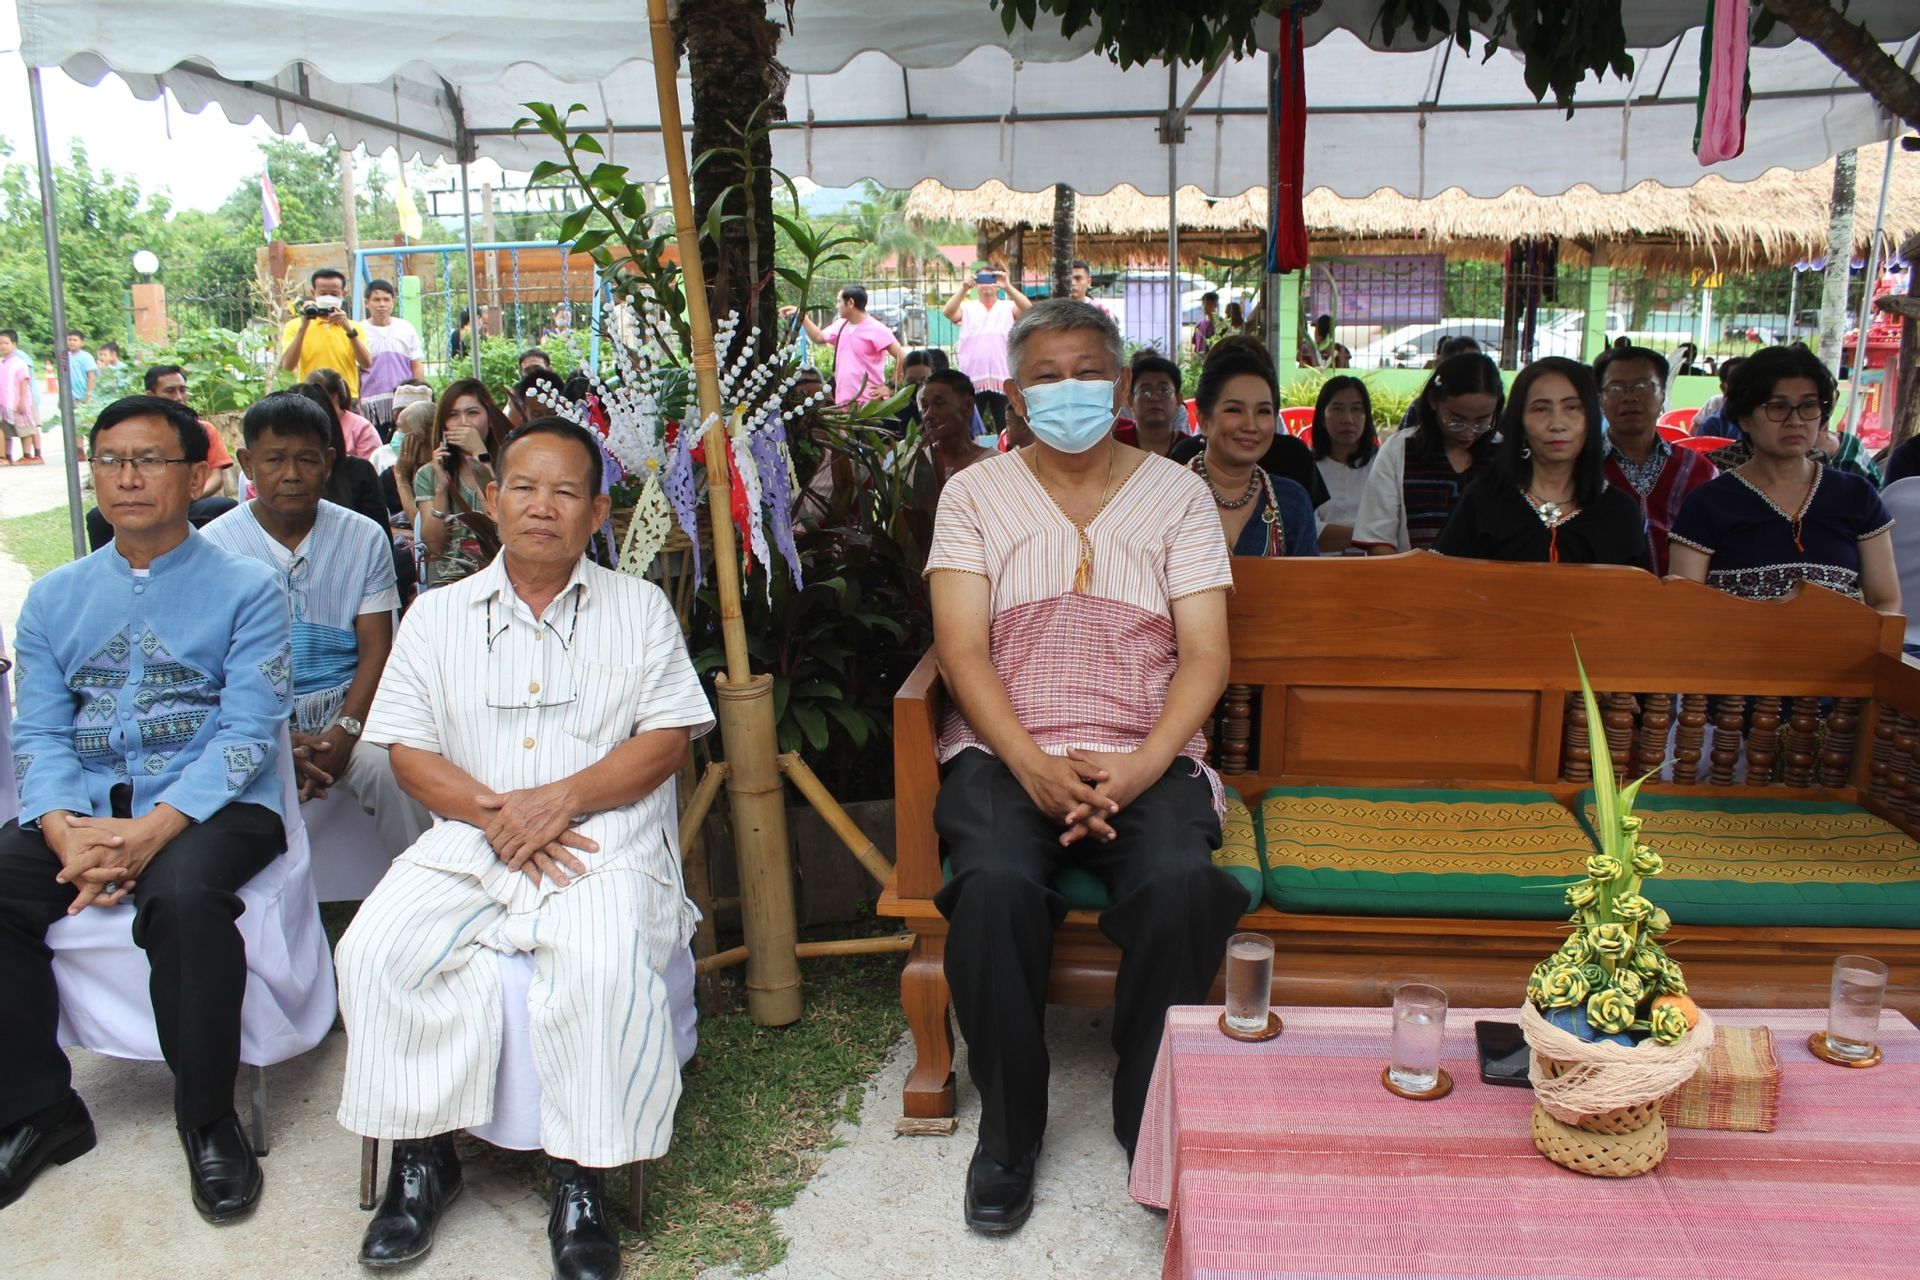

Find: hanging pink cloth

[1694,0,1750,166]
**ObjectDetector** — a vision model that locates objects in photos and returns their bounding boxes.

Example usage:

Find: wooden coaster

[1808,1030,1883,1068]
[1381,1066,1454,1100]
[1219,1010,1284,1042]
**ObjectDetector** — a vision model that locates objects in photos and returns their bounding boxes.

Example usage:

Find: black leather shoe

[359,1135,462,1268]
[0,1094,96,1211]
[963,1139,1038,1235]
[548,1159,623,1280]
[178,1111,263,1224]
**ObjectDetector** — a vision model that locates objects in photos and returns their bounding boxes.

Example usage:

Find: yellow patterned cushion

[1576,791,1920,927]
[1259,785,1589,919]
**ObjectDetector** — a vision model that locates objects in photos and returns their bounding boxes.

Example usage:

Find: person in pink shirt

[782,287,905,406]
[308,368,382,459]
[944,267,1033,432]
[0,330,45,466]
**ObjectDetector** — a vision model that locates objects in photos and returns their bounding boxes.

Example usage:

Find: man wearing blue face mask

[923,299,1247,1234]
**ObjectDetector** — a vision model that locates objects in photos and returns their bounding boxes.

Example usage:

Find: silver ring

[102,882,120,896]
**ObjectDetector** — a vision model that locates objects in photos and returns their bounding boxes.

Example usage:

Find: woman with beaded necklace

[1188,337,1318,557]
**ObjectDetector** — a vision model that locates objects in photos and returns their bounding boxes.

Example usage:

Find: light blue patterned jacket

[12,530,292,825]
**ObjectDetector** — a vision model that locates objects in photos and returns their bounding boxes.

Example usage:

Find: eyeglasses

[1759,399,1826,424]
[1601,379,1661,399]
[1440,419,1494,436]
[285,554,310,622]
[90,455,194,475]
[1134,386,1179,401]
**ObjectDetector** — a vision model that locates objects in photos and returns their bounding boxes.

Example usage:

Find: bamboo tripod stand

[645,0,909,1025]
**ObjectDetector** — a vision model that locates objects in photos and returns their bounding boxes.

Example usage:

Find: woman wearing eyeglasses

[1352,351,1503,553]
[1670,346,1899,612]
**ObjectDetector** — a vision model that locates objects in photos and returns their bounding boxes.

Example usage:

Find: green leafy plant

[1525,648,1697,1045]
[136,323,277,413]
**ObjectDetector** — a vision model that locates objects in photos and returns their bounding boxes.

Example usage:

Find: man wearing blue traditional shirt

[0,395,292,1224]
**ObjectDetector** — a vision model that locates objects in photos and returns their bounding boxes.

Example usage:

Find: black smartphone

[1475,1019,1531,1087]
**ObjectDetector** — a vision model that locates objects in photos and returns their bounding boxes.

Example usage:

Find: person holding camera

[280,267,372,397]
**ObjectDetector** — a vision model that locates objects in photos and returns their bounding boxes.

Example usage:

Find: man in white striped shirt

[335,418,714,1280]
[201,392,429,862]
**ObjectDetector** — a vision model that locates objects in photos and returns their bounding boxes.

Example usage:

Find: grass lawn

[321,903,907,1277]
[0,505,80,581]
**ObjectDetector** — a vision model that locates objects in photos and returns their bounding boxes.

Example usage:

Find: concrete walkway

[0,419,87,637]
[706,1006,1165,1280]
[0,1010,1163,1279]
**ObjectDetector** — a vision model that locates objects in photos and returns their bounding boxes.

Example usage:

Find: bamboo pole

[647,0,800,1026]
[794,935,914,959]
[677,759,730,856]
[677,757,728,1010]
[694,945,750,976]
[779,754,895,888]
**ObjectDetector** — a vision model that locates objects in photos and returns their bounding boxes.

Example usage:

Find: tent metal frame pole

[459,157,483,382]
[26,66,87,559]
[1845,126,1898,437]
[1164,64,1180,354]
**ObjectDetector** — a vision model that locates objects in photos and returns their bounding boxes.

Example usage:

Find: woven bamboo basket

[1529,1104,1669,1178]
[1535,1057,1668,1134]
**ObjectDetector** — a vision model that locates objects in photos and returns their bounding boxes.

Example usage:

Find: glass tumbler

[1827,955,1889,1061]
[1223,933,1274,1035]
[1389,983,1449,1093]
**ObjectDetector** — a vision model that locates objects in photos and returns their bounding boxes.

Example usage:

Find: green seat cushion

[941,787,1264,914]
[1576,790,1920,928]
[1257,785,1591,919]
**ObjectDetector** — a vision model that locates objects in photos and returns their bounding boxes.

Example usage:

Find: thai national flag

[260,167,282,242]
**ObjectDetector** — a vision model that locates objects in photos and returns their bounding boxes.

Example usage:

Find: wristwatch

[347,327,362,339]
[332,715,364,739]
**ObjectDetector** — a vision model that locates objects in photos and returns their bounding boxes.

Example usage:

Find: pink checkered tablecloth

[1128,1006,1920,1280]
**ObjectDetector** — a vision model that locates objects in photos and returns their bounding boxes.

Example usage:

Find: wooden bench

[877,552,1920,1121]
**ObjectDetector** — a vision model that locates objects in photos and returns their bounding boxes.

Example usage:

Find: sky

[0,0,530,214]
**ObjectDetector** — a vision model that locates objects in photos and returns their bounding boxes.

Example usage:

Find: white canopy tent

[21,2,1920,197]
[16,0,1920,553]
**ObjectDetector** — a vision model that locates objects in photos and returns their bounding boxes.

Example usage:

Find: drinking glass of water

[1827,955,1889,1061]
[1222,932,1275,1036]
[1389,983,1448,1094]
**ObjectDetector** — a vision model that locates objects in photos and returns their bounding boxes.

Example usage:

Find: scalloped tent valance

[19,0,1920,198]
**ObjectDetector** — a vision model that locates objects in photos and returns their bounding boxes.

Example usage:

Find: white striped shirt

[364,552,715,919]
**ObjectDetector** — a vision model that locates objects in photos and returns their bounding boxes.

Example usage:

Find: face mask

[1021,378,1117,454]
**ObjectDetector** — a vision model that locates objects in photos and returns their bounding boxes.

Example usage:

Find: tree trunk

[678,0,788,362]
[1885,234,1920,448]
[1759,0,1920,136]
[1817,148,1858,372]
[1050,184,1078,298]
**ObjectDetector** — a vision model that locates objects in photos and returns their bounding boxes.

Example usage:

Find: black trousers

[0,803,284,1131]
[934,748,1245,1164]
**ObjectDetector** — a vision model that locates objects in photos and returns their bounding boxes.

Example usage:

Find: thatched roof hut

[901,146,1919,273]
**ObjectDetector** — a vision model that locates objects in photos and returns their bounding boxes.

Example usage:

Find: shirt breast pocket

[562,658,643,748]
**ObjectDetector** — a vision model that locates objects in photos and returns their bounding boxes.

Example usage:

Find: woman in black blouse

[1436,357,1650,568]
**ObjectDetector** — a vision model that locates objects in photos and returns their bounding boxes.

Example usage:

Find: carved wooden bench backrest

[1210,553,1906,808]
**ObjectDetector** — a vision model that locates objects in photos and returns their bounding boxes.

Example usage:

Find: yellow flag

[394,160,424,240]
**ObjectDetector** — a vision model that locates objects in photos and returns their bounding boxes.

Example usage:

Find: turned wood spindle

[1560,692,1592,784]
[1887,713,1918,818]
[1820,697,1862,790]
[1869,700,1897,804]
[1673,693,1708,786]
[1710,695,1747,787]
[1634,693,1672,780]
[1782,695,1821,788]
[1219,683,1254,774]
[1746,695,1782,786]
[1603,692,1637,777]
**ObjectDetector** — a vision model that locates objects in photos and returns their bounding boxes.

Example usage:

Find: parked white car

[1350,320,1505,369]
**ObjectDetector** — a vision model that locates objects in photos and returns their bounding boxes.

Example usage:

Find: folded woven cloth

[1661,1024,1779,1132]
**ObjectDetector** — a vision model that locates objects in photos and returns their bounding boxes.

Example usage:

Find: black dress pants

[933,748,1246,1165]
[0,803,285,1131]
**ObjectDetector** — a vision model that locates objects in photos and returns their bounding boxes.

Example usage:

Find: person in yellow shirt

[279,267,371,396]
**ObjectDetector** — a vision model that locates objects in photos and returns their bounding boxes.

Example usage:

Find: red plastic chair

[1655,424,1691,444]
[1658,407,1699,430]
[1673,436,1733,453]
[1295,424,1315,448]
[1280,406,1316,436]
[1185,398,1200,425]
